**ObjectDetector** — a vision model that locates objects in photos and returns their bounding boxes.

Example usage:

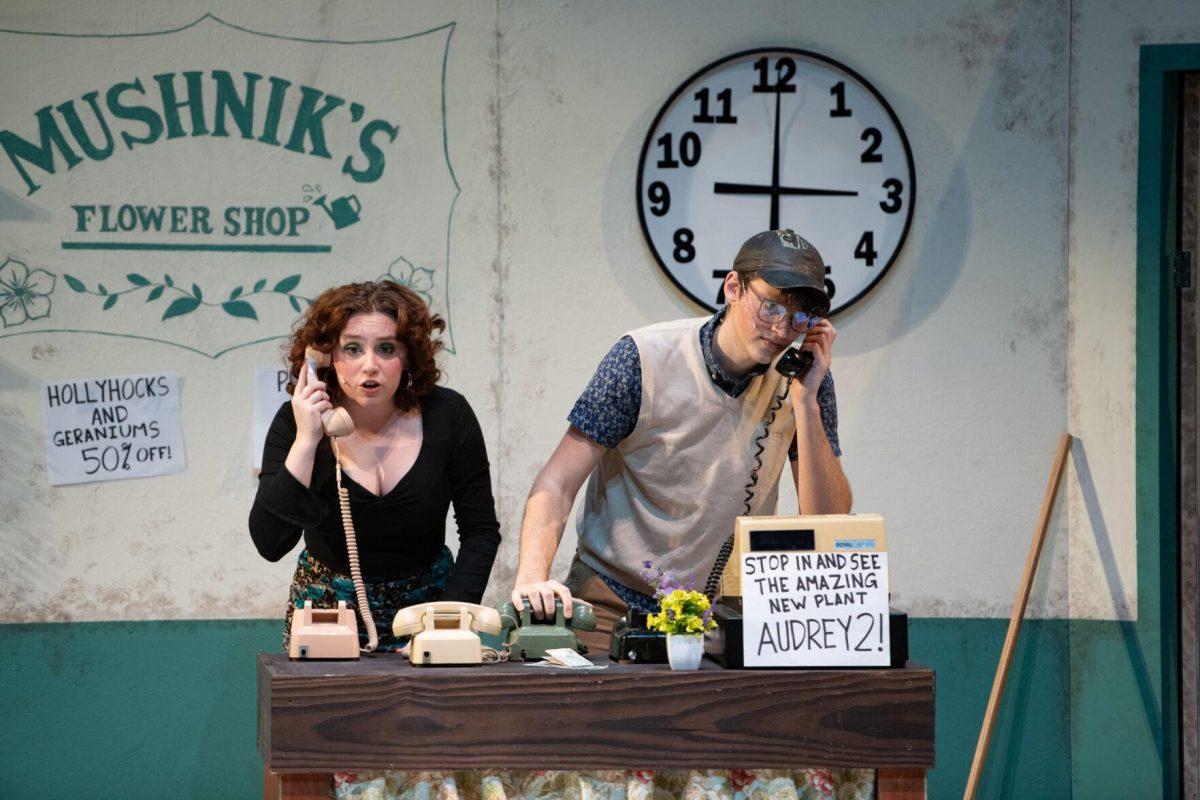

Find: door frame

[1137,43,1200,800]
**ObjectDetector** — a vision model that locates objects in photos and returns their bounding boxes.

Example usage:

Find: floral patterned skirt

[333,769,874,800]
[283,547,453,653]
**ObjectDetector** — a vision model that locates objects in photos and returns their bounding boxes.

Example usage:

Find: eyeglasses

[742,281,823,332]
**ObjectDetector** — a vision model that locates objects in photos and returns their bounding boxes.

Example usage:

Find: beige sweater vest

[576,317,796,595]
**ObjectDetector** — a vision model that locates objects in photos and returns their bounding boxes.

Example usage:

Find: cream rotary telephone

[392,602,503,666]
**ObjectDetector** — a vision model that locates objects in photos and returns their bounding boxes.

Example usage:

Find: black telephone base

[608,610,668,664]
[707,602,910,669]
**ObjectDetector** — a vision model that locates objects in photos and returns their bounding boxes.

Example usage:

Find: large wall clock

[636,48,915,315]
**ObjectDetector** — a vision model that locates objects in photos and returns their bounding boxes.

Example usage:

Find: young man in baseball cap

[511,229,852,650]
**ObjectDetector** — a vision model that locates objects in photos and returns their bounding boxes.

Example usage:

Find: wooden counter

[259,653,935,799]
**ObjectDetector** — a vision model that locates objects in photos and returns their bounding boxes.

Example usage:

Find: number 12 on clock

[637,48,915,316]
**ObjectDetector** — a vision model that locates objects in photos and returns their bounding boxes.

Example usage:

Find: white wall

[496,0,1071,618]
[1,0,1195,624]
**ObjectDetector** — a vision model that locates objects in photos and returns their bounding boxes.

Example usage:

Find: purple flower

[641,563,673,597]
[641,563,705,601]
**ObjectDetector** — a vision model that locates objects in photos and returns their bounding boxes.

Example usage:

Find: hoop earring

[398,370,412,391]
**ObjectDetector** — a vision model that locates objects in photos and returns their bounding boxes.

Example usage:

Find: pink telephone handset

[301,346,379,653]
[304,347,355,437]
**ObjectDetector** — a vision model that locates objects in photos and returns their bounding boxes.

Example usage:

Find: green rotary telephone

[497,598,597,661]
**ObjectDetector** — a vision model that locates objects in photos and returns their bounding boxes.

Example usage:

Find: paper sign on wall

[41,372,185,485]
[253,367,292,470]
[738,515,890,667]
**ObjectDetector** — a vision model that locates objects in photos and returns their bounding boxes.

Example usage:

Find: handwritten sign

[741,549,890,667]
[252,367,293,470]
[41,372,185,485]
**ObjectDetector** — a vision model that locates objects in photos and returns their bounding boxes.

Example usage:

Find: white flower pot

[666,633,703,670]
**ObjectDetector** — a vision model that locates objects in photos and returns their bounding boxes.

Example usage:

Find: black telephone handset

[775,347,813,380]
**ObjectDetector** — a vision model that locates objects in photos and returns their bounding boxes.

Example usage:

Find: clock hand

[714,182,860,197]
[770,87,782,230]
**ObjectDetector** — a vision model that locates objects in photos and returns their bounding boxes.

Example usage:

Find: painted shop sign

[2,70,398,197]
[0,15,459,357]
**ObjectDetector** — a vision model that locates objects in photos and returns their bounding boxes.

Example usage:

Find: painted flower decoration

[381,256,436,306]
[0,257,55,328]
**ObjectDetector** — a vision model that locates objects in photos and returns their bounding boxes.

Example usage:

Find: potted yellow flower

[641,562,717,670]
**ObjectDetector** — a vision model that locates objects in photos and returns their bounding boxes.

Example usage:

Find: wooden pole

[963,433,1073,800]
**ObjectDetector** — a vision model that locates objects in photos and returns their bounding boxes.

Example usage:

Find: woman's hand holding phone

[291,360,334,445]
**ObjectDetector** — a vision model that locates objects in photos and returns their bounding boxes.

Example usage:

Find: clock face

[637,48,915,315]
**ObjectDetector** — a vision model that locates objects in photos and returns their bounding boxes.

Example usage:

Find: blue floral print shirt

[568,310,841,459]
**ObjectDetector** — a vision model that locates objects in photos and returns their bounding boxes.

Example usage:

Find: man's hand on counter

[511,579,576,620]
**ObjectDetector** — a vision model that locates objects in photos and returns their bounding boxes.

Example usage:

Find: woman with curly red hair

[249,280,500,652]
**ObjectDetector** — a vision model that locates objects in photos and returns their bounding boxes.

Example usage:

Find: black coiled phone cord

[703,376,793,601]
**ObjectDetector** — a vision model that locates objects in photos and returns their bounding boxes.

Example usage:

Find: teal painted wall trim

[0,620,280,800]
[911,619,1071,800]
[0,617,1073,800]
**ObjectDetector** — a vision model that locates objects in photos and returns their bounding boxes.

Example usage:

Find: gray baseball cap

[731,229,830,314]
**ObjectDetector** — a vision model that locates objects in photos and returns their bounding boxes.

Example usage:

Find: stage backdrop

[0,0,1128,628]
[2,2,1197,798]
[0,7,498,622]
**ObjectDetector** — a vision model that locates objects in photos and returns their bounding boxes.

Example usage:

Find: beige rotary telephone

[288,600,360,659]
[392,602,502,666]
[288,347,380,657]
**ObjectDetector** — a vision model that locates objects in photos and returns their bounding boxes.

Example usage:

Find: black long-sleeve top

[249,386,501,603]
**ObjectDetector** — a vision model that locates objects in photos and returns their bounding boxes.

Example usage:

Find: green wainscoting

[0,617,1074,799]
[0,619,280,799]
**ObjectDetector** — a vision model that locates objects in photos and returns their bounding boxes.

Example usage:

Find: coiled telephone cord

[482,646,510,663]
[331,438,379,653]
[703,376,793,601]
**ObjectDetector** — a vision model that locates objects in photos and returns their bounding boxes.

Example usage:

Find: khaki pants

[563,556,629,656]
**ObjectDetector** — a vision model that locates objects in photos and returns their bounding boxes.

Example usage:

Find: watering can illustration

[313,194,362,229]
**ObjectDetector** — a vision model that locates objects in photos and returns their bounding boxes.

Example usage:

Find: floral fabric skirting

[332,769,874,800]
